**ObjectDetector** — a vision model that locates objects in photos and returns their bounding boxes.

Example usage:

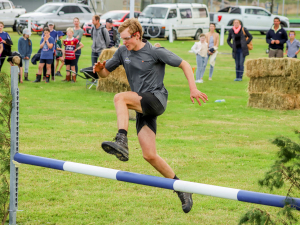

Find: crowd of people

[192,17,299,82]
[0,15,120,83]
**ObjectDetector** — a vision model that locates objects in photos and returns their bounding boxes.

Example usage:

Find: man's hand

[93,61,106,73]
[190,88,208,105]
[271,40,275,44]
[275,40,280,44]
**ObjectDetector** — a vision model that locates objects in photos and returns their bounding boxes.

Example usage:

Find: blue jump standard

[14,153,300,210]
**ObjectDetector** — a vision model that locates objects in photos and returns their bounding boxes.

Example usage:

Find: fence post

[220,25,225,46]
[9,66,19,225]
[169,24,173,43]
[28,18,31,33]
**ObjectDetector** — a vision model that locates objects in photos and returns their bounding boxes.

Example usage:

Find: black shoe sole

[101,142,129,161]
[183,195,193,213]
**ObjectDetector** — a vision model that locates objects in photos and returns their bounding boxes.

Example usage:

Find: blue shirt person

[286,31,300,58]
[0,21,13,71]
[40,36,55,59]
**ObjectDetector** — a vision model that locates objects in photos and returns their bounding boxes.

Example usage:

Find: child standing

[33,27,55,83]
[286,31,300,58]
[191,33,208,83]
[63,27,84,83]
[55,31,65,77]
[18,28,32,81]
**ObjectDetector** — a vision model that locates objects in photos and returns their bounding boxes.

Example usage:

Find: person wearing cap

[0,21,13,71]
[73,17,84,73]
[18,28,32,81]
[91,15,110,66]
[105,18,120,48]
[42,22,58,81]
[55,31,65,77]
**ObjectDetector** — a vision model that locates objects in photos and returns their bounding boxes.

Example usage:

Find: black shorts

[136,92,165,135]
[40,58,53,64]
[64,59,76,66]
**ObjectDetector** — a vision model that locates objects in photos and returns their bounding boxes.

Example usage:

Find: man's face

[48,24,54,31]
[106,22,113,30]
[274,19,280,27]
[92,17,99,26]
[120,27,139,51]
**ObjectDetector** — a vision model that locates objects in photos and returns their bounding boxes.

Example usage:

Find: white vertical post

[169,24,173,43]
[28,18,31,33]
[257,0,259,6]
[210,0,213,12]
[9,66,19,225]
[221,0,224,8]
[236,0,238,6]
[130,0,135,18]
[282,0,285,16]
[220,25,225,46]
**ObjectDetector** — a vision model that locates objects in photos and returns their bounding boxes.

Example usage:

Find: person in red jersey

[63,27,84,83]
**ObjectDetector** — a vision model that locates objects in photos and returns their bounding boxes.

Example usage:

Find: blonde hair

[118,18,143,40]
[154,43,161,47]
[12,56,20,66]
[66,27,74,33]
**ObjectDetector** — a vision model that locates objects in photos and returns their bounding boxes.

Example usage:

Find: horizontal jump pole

[14,153,300,210]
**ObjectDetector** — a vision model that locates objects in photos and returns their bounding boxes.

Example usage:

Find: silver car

[17,3,93,32]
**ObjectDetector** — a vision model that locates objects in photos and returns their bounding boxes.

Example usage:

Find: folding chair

[67,66,99,89]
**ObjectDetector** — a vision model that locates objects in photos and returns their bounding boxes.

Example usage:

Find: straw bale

[248,76,300,95]
[248,93,300,110]
[96,48,131,93]
[246,58,300,79]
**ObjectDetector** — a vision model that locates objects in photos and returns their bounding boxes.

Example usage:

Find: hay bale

[246,58,300,79]
[248,93,300,110]
[248,76,300,95]
[96,48,130,92]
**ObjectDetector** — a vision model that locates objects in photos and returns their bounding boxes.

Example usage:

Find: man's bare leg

[138,125,175,178]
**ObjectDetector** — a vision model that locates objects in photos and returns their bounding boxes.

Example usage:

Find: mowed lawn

[2,29,300,224]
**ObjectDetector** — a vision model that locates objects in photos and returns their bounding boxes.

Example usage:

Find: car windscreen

[101,12,127,20]
[35,5,60,13]
[141,7,168,19]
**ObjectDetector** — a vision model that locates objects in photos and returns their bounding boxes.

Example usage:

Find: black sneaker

[55,71,63,77]
[101,133,129,161]
[175,191,193,213]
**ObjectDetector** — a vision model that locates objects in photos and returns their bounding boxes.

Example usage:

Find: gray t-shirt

[105,41,182,109]
[73,28,84,48]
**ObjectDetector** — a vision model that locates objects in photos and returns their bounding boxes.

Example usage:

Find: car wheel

[280,22,287,28]
[16,24,24,35]
[194,29,202,40]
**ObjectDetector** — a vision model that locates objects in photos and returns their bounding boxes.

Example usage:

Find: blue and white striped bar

[14,153,300,210]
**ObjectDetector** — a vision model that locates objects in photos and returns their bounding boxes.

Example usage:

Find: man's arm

[93,61,110,78]
[266,30,272,44]
[279,29,288,44]
[178,60,208,105]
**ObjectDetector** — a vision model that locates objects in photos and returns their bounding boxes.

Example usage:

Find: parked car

[138,3,209,41]
[83,10,140,36]
[0,0,26,31]
[211,6,289,34]
[16,3,92,33]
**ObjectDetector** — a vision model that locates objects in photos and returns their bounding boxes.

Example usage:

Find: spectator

[55,31,65,77]
[73,17,84,73]
[0,37,3,63]
[7,52,23,83]
[105,18,120,48]
[34,27,55,83]
[266,17,288,58]
[91,15,110,66]
[63,27,84,83]
[18,28,32,81]
[285,31,300,58]
[204,23,219,80]
[227,19,253,81]
[42,22,58,81]
[191,33,208,83]
[0,21,13,71]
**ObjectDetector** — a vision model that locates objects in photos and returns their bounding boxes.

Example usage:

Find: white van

[138,3,210,41]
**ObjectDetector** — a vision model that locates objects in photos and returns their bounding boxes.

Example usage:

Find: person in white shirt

[191,33,208,83]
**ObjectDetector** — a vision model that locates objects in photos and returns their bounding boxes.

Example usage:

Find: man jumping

[93,18,208,213]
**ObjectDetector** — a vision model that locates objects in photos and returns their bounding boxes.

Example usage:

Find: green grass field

[2,29,300,224]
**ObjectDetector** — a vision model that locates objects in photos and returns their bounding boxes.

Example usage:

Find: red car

[83,10,140,36]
